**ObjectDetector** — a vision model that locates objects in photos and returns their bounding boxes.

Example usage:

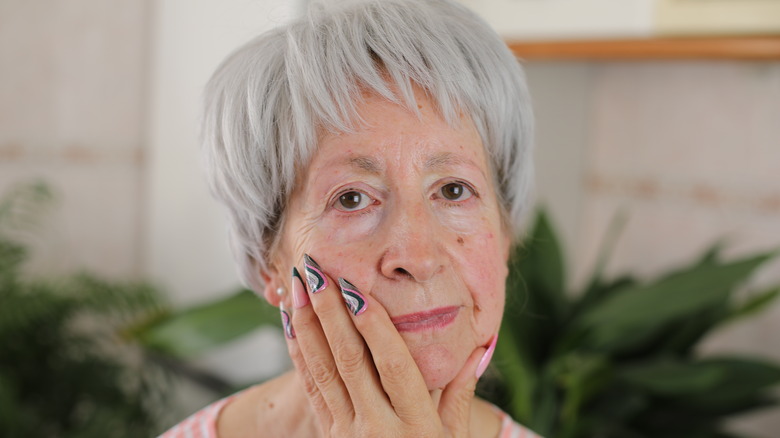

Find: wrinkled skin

[251,87,512,437]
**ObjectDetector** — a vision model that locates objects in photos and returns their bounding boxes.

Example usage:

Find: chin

[408,342,463,390]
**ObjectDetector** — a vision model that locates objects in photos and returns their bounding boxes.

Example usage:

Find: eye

[440,182,473,201]
[335,190,372,212]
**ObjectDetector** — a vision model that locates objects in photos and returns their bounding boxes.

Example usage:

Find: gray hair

[201,0,534,292]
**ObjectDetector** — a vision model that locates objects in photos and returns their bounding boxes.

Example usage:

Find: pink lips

[391,306,461,332]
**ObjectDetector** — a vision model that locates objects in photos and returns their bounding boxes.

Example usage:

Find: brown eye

[441,182,472,201]
[336,191,370,211]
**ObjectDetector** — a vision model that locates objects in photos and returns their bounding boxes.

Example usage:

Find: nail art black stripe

[292,266,304,286]
[280,304,295,339]
[303,254,327,293]
[338,278,367,316]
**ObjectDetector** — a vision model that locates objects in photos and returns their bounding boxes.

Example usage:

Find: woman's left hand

[281,255,490,438]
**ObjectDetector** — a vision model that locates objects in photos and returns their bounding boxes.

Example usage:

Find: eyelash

[433,180,478,206]
[330,180,478,214]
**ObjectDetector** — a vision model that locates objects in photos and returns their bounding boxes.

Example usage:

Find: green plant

[484,209,780,438]
[0,182,171,437]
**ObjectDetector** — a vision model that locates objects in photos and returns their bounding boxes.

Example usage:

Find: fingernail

[303,254,328,294]
[476,334,497,379]
[338,278,367,316]
[280,302,295,339]
[292,267,309,309]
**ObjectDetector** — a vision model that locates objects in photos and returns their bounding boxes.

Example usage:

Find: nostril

[394,267,413,278]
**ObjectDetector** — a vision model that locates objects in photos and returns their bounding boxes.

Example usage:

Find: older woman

[161,0,536,436]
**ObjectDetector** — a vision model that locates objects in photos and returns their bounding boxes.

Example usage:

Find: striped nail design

[280,303,295,339]
[338,278,367,316]
[303,254,328,294]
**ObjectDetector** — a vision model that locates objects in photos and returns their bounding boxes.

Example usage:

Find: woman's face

[273,88,511,390]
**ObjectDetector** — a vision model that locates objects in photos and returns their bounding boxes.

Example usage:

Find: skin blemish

[456,236,464,245]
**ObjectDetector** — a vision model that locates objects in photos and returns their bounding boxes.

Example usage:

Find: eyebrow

[348,156,382,174]
[344,151,479,174]
[424,152,474,171]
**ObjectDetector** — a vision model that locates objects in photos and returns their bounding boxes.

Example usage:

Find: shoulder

[157,394,236,438]
[158,371,302,438]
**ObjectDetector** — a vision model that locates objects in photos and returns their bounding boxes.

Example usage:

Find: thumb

[438,334,497,435]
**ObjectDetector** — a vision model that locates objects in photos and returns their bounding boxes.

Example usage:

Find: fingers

[341,282,432,422]
[303,256,388,414]
[283,320,334,431]
[439,334,497,434]
[289,255,391,422]
[287,265,353,423]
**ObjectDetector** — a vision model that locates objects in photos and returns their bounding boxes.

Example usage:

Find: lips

[391,306,461,332]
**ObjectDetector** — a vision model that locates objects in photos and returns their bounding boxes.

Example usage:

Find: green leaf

[133,289,279,358]
[520,208,567,318]
[576,252,775,351]
[619,357,780,403]
[725,286,780,324]
[492,321,537,424]
[580,208,629,302]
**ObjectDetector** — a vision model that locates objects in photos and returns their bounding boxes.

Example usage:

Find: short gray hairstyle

[201,0,534,292]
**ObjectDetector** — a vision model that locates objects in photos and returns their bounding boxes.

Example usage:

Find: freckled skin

[272,86,511,390]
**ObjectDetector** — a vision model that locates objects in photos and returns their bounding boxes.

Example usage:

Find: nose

[378,200,447,283]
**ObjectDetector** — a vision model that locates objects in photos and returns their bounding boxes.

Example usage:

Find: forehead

[312,90,488,175]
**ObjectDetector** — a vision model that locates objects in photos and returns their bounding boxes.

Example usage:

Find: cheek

[322,213,382,247]
[433,205,485,236]
[298,213,382,275]
[458,226,507,333]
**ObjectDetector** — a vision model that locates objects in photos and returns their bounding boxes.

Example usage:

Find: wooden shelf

[507,36,780,60]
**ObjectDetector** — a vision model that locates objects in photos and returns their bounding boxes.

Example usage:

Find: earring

[276,287,286,297]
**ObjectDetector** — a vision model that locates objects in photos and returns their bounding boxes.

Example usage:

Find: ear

[260,268,284,307]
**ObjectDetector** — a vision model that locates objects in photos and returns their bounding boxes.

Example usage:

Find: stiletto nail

[303,254,328,294]
[280,303,295,339]
[338,278,367,316]
[292,267,309,309]
[476,334,497,379]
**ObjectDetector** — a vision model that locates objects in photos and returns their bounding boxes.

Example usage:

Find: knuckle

[308,357,339,388]
[378,356,411,382]
[299,369,319,396]
[333,340,365,375]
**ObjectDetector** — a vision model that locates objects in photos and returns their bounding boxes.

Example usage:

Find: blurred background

[1,0,779,436]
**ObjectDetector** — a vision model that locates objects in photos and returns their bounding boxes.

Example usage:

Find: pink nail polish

[292,267,309,309]
[476,334,497,379]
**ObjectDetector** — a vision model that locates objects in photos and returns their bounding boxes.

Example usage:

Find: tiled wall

[0,0,150,278]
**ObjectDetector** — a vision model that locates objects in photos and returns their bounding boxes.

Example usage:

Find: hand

[281,254,493,438]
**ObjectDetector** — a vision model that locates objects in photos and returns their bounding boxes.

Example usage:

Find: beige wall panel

[0,0,150,278]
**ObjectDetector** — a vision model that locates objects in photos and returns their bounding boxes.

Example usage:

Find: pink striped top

[158,395,542,438]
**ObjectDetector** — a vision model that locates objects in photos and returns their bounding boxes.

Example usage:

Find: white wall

[460,0,655,39]
[145,0,302,304]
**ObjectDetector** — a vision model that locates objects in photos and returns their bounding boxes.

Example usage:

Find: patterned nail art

[292,266,304,285]
[303,254,328,294]
[291,266,309,309]
[280,303,295,339]
[338,278,367,316]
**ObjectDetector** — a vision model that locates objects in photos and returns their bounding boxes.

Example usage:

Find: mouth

[391,306,461,333]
